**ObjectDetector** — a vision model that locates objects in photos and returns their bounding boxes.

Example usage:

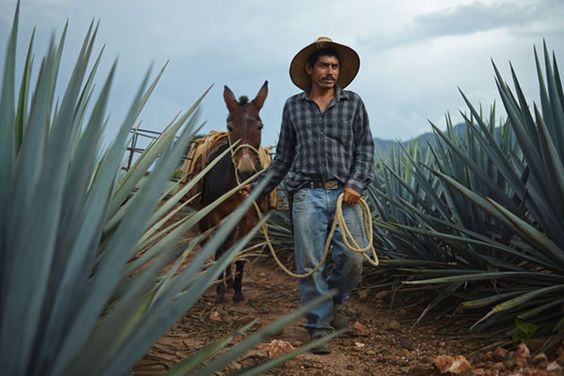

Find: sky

[1,0,563,148]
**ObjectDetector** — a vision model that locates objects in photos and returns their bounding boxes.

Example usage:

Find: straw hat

[289,36,360,90]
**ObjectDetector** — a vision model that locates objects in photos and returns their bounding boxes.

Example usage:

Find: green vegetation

[364,42,564,351]
[0,4,329,375]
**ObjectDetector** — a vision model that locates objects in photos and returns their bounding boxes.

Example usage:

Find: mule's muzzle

[236,153,257,181]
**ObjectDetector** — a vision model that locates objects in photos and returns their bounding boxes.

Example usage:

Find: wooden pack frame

[179,131,277,209]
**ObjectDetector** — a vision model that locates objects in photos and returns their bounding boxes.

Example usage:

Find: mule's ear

[223,85,238,113]
[252,80,268,111]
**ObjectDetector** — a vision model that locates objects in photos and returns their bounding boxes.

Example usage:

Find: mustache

[322,76,335,80]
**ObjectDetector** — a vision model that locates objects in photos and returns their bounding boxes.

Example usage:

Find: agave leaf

[0,1,19,368]
[517,297,564,320]
[404,271,561,285]
[462,290,527,309]
[165,320,258,375]
[533,106,564,218]
[472,285,564,330]
[123,216,197,279]
[37,67,158,370]
[53,106,197,374]
[108,83,211,215]
[99,198,271,374]
[137,137,235,244]
[67,247,177,371]
[2,22,99,372]
[14,27,34,150]
[486,198,564,268]
[193,293,336,376]
[231,330,344,376]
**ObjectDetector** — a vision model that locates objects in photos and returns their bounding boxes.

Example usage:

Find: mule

[199,81,269,303]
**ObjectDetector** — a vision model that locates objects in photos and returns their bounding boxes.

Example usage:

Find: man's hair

[306,47,340,67]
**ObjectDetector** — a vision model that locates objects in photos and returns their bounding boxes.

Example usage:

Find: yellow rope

[225,135,379,279]
[254,192,379,279]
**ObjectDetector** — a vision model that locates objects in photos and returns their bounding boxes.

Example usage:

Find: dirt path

[134,258,493,375]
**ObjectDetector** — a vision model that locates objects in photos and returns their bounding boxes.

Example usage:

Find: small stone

[388,320,401,330]
[354,341,366,349]
[375,290,390,299]
[209,310,221,321]
[224,361,242,371]
[513,343,530,359]
[491,362,506,371]
[472,368,485,376]
[286,360,300,369]
[493,347,508,360]
[263,339,295,358]
[353,321,370,336]
[358,289,369,300]
[303,360,317,368]
[399,366,411,373]
[532,353,548,367]
[433,355,472,374]
[546,361,562,372]
[346,364,355,370]
[484,351,495,361]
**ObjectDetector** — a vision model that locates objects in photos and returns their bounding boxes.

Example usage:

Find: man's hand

[239,184,251,198]
[343,187,361,204]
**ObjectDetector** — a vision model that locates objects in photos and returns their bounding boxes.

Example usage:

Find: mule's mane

[238,96,249,105]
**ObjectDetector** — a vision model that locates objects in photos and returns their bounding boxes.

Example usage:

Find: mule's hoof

[216,295,227,304]
[233,292,245,302]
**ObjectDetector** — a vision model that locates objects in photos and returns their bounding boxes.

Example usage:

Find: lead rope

[261,193,379,279]
[227,135,379,279]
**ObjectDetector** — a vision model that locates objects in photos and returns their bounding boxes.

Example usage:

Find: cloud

[1,0,563,145]
[360,0,564,51]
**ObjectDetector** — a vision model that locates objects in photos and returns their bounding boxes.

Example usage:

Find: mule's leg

[233,260,245,302]
[215,247,227,304]
[225,262,234,291]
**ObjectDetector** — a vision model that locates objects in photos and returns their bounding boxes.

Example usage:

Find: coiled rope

[228,136,379,279]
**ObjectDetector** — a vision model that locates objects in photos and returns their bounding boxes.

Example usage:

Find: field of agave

[2,1,562,374]
[0,5,332,375]
[362,42,564,351]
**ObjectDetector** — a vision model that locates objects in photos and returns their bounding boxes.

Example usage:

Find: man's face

[306,55,340,91]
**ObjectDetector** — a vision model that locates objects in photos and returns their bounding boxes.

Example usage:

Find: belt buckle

[324,180,339,189]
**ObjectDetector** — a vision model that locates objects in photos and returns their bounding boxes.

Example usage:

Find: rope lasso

[227,135,379,279]
[258,193,379,279]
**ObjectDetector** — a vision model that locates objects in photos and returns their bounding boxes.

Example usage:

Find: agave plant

[0,4,333,375]
[366,43,564,350]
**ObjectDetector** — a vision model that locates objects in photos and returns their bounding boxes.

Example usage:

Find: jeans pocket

[292,189,307,203]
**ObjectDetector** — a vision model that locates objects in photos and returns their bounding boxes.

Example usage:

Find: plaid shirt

[264,86,374,193]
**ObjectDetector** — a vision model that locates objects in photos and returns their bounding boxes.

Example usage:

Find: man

[262,37,375,354]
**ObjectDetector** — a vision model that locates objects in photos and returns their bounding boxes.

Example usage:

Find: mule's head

[223,81,268,181]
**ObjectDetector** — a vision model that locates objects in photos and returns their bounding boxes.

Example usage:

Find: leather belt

[304,179,340,190]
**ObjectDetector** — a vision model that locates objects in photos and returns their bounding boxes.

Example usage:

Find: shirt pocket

[325,118,353,145]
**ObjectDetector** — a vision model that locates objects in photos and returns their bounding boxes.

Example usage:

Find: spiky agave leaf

[0,7,314,376]
[365,42,564,350]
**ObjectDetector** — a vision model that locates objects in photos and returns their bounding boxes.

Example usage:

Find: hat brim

[289,40,360,90]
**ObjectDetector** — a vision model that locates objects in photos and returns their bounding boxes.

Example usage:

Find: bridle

[227,131,262,185]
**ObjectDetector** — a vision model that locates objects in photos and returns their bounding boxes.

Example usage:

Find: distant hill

[374,123,471,157]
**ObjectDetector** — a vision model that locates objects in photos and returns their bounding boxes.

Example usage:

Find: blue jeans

[291,187,365,334]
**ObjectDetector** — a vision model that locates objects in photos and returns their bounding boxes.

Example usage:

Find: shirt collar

[299,85,349,101]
